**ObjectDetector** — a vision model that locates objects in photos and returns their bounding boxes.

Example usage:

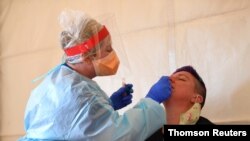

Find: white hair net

[58,10,131,78]
[59,10,102,64]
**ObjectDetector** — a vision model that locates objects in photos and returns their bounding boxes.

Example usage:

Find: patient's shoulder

[145,128,163,141]
[196,116,215,125]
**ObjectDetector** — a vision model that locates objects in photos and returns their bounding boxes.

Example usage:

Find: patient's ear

[191,94,203,104]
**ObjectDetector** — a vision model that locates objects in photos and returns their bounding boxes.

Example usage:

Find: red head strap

[64,26,109,57]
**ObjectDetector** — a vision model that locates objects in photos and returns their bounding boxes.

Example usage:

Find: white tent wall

[0,0,250,140]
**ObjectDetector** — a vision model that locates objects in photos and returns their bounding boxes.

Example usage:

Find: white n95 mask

[93,50,120,76]
[179,103,201,125]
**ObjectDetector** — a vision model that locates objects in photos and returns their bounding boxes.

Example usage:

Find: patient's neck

[164,106,182,124]
[163,101,192,124]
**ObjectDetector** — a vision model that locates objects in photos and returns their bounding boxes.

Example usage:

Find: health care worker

[19,11,172,141]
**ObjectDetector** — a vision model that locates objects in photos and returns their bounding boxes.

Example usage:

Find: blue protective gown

[19,65,166,141]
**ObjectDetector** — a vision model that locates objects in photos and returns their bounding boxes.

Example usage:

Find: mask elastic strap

[194,95,200,103]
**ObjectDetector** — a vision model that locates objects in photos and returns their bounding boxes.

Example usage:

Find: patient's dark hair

[174,66,206,108]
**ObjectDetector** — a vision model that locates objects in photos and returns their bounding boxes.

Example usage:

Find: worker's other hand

[110,84,133,110]
[146,76,172,103]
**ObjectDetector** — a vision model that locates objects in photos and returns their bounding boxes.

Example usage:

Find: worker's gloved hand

[110,84,133,110]
[146,76,172,103]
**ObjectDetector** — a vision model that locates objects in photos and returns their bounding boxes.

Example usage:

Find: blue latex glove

[146,76,172,103]
[110,84,133,110]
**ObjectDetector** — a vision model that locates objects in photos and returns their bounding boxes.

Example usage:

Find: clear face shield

[95,14,131,78]
[59,11,130,78]
[59,11,103,63]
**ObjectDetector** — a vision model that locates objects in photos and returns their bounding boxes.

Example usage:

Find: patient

[146,66,214,141]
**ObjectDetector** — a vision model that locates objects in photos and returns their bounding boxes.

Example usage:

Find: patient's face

[167,71,196,105]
